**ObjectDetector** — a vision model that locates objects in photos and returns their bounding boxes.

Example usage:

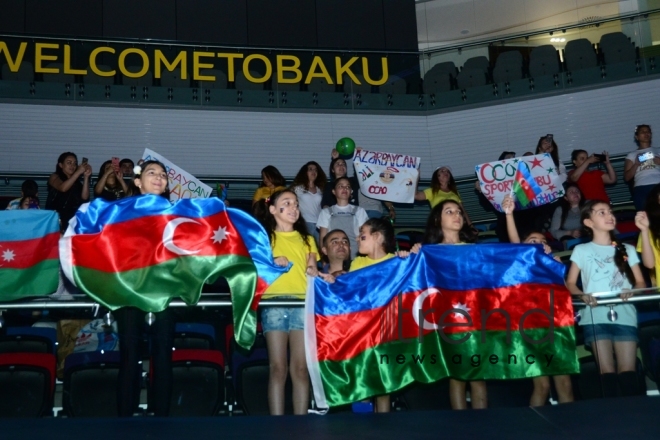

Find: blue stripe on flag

[313,244,566,317]
[0,210,59,242]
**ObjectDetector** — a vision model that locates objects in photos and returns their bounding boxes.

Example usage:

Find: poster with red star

[475,154,566,212]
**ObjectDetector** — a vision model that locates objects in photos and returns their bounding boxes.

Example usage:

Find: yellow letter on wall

[35,43,60,73]
[89,47,116,76]
[217,53,244,82]
[64,45,87,75]
[243,54,272,83]
[335,56,360,85]
[362,57,388,86]
[155,50,187,79]
[276,55,302,84]
[118,48,149,78]
[0,41,27,72]
[193,52,215,81]
[304,56,333,85]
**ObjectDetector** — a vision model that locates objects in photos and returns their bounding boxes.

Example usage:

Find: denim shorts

[261,297,305,333]
[583,324,638,346]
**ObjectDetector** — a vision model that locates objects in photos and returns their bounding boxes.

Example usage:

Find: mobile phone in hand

[82,157,88,165]
[112,157,120,172]
[594,154,606,162]
[638,152,654,163]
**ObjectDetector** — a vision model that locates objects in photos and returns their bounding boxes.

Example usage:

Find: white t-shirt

[570,241,639,327]
[294,186,322,224]
[625,147,660,187]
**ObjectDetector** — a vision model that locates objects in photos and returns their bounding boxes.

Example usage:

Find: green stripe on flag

[74,254,259,348]
[318,327,578,406]
[0,259,60,300]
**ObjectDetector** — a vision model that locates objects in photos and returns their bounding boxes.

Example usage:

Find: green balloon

[336,137,356,156]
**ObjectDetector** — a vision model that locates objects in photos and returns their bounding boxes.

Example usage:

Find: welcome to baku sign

[475,154,566,212]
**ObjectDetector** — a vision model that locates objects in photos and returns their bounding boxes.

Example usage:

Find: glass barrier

[1,9,660,111]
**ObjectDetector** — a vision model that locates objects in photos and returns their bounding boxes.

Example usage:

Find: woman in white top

[624,125,659,210]
[291,161,326,246]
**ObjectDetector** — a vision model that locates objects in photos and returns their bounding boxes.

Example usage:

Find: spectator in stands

[321,155,358,208]
[350,217,411,412]
[323,150,396,218]
[120,158,135,178]
[256,189,332,416]
[291,161,326,245]
[530,135,567,231]
[501,195,574,406]
[116,160,174,417]
[636,185,660,283]
[320,229,351,276]
[549,184,584,241]
[624,125,659,210]
[535,135,566,175]
[317,177,369,260]
[5,179,38,210]
[568,150,616,202]
[415,166,474,227]
[95,160,130,201]
[46,152,91,231]
[566,200,646,398]
[19,195,40,209]
[252,165,286,208]
[415,200,484,410]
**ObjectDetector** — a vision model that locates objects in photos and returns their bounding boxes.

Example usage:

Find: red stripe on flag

[0,232,59,269]
[315,283,572,362]
[71,212,250,273]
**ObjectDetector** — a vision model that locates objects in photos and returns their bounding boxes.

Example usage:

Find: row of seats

[424,32,639,94]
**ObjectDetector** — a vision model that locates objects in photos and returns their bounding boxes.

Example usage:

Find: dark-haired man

[320,229,351,276]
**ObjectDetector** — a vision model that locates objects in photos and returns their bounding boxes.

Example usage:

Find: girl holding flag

[257,189,333,415]
[502,195,574,406]
[566,200,646,397]
[350,217,411,412]
[412,200,485,410]
[116,160,175,417]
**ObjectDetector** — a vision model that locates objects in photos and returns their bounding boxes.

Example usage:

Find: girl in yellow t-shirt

[252,165,287,208]
[350,217,411,412]
[257,189,332,416]
[414,166,474,227]
[636,184,660,282]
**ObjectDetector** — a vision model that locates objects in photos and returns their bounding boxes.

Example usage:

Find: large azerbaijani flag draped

[60,195,287,349]
[0,210,60,300]
[306,244,578,408]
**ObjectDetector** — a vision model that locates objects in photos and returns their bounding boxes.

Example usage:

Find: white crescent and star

[162,218,229,256]
[411,287,441,330]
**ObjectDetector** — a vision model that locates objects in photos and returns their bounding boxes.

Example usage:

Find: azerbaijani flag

[60,195,287,349]
[306,244,577,408]
[512,161,543,207]
[0,210,60,300]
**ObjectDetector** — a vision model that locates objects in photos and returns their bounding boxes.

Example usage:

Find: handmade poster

[353,148,420,203]
[475,154,566,212]
[141,149,212,202]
